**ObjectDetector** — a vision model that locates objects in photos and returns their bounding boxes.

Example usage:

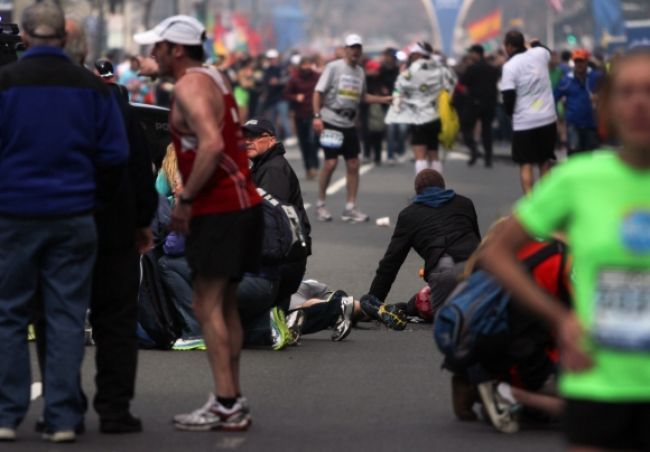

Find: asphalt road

[18,144,565,452]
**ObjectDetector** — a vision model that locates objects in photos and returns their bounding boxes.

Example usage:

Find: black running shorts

[321,122,361,161]
[186,205,263,282]
[511,122,557,164]
[565,399,650,450]
[411,120,441,150]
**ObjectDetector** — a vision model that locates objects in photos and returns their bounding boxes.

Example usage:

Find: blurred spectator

[361,59,387,165]
[261,49,292,139]
[284,56,320,179]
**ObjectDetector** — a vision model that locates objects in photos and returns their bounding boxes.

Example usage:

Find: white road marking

[326,163,375,196]
[31,382,42,401]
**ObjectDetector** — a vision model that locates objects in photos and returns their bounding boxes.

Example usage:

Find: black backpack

[137,251,182,349]
[258,188,308,263]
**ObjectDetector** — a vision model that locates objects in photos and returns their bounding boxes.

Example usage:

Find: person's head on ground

[503,30,526,58]
[133,15,206,79]
[64,19,88,65]
[600,48,650,160]
[468,44,484,63]
[243,118,278,159]
[572,49,590,78]
[343,34,363,67]
[21,1,66,49]
[414,169,445,194]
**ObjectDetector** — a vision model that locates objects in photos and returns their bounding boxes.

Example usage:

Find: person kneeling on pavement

[363,169,481,318]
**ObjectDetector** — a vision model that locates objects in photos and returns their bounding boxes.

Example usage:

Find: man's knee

[322,158,338,172]
[346,158,360,172]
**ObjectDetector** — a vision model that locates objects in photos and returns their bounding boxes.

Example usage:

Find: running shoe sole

[477,382,519,434]
[270,307,291,351]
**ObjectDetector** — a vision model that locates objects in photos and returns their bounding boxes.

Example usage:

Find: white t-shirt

[315,59,366,129]
[499,47,557,131]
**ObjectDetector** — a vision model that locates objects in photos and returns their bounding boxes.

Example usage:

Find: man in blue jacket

[554,49,603,155]
[0,2,128,443]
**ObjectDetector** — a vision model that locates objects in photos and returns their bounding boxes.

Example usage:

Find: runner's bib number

[594,269,650,351]
[320,129,344,149]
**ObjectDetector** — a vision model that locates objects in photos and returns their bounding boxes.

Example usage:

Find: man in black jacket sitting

[366,169,481,314]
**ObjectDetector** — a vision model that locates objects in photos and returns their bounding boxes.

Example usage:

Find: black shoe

[467,156,477,166]
[485,161,493,168]
[100,413,142,434]
[36,418,86,435]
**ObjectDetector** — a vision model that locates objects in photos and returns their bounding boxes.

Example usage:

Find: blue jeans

[567,124,600,155]
[0,215,96,430]
[263,101,293,139]
[294,117,319,171]
[158,255,202,340]
[387,123,407,158]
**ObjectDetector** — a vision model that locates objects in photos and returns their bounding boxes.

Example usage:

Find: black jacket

[94,83,158,253]
[368,195,481,301]
[250,142,312,255]
[460,59,500,109]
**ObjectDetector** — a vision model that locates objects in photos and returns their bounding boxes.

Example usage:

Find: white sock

[345,202,355,211]
[496,382,517,404]
[317,200,326,208]
[415,159,428,175]
[431,160,443,173]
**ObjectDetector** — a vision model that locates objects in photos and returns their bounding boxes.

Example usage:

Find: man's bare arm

[174,75,225,201]
[364,93,392,104]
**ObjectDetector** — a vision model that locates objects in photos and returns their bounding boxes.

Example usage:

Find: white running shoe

[477,381,521,434]
[332,296,355,341]
[316,205,333,222]
[341,207,369,223]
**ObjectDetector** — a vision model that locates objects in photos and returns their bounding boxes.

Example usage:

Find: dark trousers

[295,117,319,171]
[298,300,341,335]
[462,104,495,164]
[238,275,279,347]
[89,248,141,419]
[277,259,307,312]
[158,255,202,339]
[363,131,384,164]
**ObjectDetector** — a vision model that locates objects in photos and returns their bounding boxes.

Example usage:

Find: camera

[0,23,25,67]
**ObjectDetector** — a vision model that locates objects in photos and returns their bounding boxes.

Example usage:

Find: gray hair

[21,1,66,44]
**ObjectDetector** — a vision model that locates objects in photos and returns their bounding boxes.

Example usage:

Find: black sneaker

[100,413,143,434]
[359,293,382,320]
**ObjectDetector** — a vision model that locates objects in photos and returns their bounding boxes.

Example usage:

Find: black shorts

[186,205,263,281]
[411,120,441,150]
[565,399,650,450]
[511,122,557,164]
[321,122,361,161]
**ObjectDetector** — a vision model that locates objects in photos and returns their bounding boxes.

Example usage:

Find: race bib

[593,269,650,351]
[320,129,344,149]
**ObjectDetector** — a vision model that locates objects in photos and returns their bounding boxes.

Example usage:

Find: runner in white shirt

[499,30,558,194]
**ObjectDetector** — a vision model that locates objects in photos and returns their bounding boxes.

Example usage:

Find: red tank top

[170,66,260,216]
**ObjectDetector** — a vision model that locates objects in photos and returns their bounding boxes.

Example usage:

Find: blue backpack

[433,243,563,368]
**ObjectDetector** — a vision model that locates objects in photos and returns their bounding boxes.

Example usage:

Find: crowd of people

[0,2,648,451]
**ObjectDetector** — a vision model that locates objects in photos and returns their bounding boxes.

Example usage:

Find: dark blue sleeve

[95,92,129,167]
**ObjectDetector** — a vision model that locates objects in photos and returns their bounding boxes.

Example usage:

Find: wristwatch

[179,194,194,205]
[313,113,321,119]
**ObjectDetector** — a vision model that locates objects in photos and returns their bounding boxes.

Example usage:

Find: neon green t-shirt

[515,151,650,402]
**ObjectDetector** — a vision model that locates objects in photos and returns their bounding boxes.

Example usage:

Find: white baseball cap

[266,49,280,59]
[408,42,430,56]
[344,34,363,47]
[134,15,205,46]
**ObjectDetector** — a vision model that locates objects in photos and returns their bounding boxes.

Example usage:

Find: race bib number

[320,129,344,149]
[337,74,363,103]
[593,269,650,351]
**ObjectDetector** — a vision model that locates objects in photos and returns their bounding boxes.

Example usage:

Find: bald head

[21,1,66,47]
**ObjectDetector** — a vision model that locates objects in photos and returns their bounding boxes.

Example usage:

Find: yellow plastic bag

[438,90,459,149]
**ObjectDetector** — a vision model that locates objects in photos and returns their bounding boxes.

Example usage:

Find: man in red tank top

[134,15,262,432]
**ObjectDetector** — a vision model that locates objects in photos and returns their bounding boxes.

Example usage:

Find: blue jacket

[0,46,128,217]
[554,69,603,129]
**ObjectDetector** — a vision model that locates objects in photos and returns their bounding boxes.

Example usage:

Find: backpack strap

[521,241,563,272]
